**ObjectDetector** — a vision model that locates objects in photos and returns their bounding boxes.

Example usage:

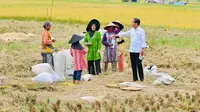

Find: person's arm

[84,33,88,44]
[140,29,146,56]
[43,32,53,45]
[80,49,87,55]
[102,33,110,47]
[117,29,131,38]
[114,29,121,38]
[70,47,73,57]
[141,29,146,48]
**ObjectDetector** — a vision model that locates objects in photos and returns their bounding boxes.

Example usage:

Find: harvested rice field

[0,20,200,112]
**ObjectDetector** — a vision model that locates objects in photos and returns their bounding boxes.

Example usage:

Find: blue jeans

[73,70,82,81]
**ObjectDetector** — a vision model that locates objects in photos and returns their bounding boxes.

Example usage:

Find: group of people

[41,18,146,84]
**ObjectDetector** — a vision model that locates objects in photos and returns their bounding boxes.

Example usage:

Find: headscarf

[71,41,84,50]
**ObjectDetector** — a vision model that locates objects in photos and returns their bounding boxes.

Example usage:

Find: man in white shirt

[113,18,146,81]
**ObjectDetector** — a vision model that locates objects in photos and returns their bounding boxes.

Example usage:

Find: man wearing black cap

[41,21,56,67]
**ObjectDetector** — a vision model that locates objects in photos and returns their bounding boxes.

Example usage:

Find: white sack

[31,63,56,75]
[81,74,92,81]
[119,82,146,88]
[153,72,175,85]
[32,72,60,83]
[53,49,73,80]
[144,65,157,76]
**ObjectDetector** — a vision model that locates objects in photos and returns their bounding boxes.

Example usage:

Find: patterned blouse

[70,48,87,71]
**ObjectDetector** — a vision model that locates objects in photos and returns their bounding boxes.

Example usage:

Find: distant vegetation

[0,0,200,30]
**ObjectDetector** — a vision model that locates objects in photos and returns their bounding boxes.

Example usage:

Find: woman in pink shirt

[69,34,87,84]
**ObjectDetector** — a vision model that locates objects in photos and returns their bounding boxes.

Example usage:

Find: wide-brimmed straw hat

[86,19,100,32]
[68,34,84,44]
[104,22,118,30]
[112,21,124,30]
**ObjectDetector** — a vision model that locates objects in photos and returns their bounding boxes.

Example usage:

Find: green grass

[149,37,200,49]
[0,41,36,50]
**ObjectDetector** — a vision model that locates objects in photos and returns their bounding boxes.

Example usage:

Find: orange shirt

[41,30,53,53]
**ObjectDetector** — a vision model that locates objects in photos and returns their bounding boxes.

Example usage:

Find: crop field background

[0,0,200,30]
[0,0,200,112]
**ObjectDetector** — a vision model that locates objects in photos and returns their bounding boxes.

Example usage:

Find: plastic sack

[32,72,60,83]
[153,72,175,85]
[144,65,157,76]
[32,63,56,75]
[53,49,73,81]
[119,82,146,88]
[81,74,92,81]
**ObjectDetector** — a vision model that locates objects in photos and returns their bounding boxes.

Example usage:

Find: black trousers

[88,59,101,75]
[41,52,54,67]
[130,53,144,81]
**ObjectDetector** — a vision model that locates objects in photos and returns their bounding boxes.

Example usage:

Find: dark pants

[73,70,82,81]
[130,53,144,81]
[88,59,101,75]
[41,52,54,67]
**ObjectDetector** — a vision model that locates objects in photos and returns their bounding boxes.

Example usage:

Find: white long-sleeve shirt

[118,26,146,53]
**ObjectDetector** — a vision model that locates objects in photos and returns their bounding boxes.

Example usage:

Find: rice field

[0,0,200,30]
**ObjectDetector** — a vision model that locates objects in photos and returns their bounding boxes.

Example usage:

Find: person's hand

[85,42,91,46]
[140,48,145,56]
[84,48,88,53]
[108,35,116,39]
[52,38,56,43]
[54,48,58,52]
[113,34,118,37]
[108,36,113,39]
[109,43,113,46]
[98,50,101,54]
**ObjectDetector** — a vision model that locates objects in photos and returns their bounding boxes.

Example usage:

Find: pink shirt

[70,48,87,71]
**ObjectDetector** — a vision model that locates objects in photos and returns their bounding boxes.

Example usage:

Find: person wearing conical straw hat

[84,19,102,75]
[69,34,87,84]
[102,22,119,72]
